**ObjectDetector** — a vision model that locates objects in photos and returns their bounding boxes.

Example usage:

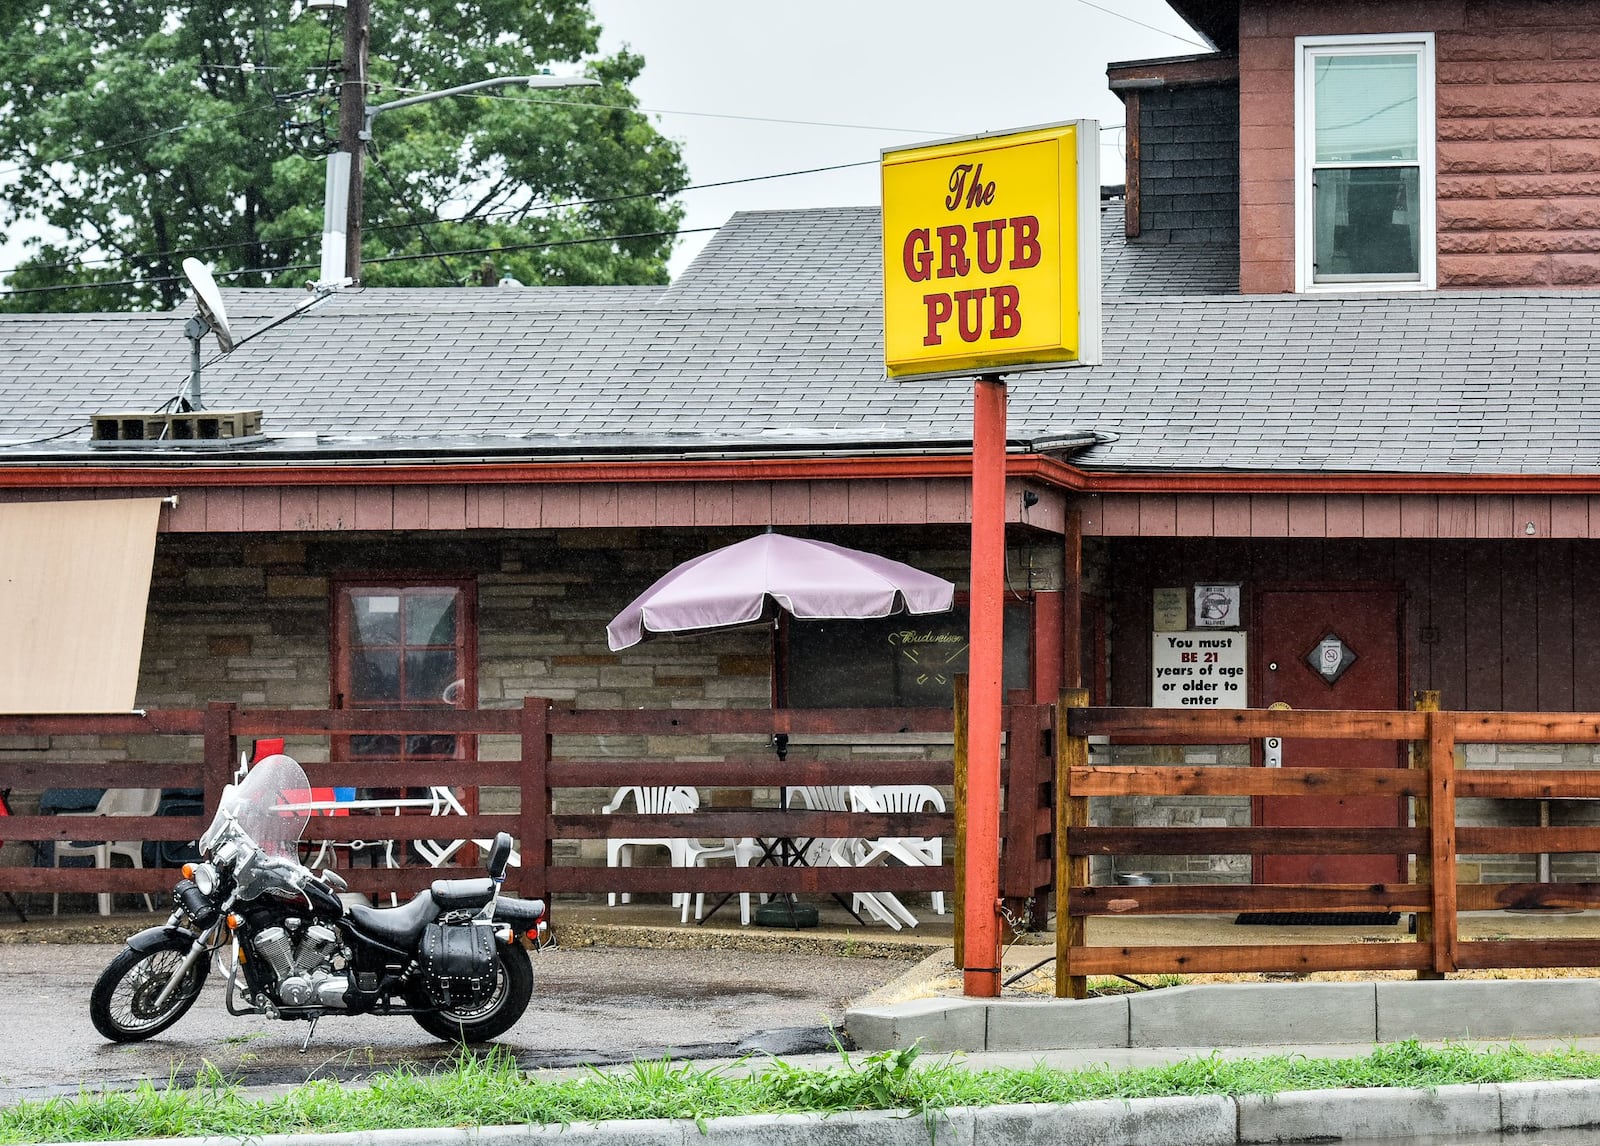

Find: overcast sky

[586,0,1208,277]
[0,0,1207,286]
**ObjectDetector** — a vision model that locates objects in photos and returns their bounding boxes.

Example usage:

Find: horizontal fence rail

[1056,693,1600,997]
[1,700,997,920]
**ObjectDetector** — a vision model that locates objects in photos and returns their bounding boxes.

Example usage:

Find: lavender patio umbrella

[606,533,956,652]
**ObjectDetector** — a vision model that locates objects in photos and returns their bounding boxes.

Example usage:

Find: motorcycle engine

[255,920,351,1009]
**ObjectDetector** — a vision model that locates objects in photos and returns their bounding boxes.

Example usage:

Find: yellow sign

[881,121,1100,381]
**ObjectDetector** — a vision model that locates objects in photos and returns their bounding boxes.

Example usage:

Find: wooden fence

[0,699,1056,920]
[1056,689,1600,997]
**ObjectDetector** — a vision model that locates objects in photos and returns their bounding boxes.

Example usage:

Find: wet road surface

[0,941,918,1102]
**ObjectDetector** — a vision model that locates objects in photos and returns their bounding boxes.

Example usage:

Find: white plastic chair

[783,785,851,867]
[851,784,947,915]
[52,788,161,916]
[602,786,701,912]
[689,835,765,925]
[785,786,918,930]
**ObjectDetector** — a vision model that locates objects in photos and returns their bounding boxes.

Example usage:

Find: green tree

[0,0,686,311]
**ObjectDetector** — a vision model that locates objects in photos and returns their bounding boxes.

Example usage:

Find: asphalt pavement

[0,933,923,1104]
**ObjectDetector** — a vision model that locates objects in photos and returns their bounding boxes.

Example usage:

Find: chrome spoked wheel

[90,941,207,1042]
[412,940,533,1043]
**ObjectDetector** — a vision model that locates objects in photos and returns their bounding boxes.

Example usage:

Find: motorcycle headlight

[189,863,219,897]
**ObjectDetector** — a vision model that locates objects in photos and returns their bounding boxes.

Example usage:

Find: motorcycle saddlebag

[418,921,496,1008]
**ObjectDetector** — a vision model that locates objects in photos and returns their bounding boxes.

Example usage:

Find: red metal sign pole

[964,372,1006,998]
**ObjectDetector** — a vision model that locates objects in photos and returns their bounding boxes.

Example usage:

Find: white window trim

[1294,32,1436,293]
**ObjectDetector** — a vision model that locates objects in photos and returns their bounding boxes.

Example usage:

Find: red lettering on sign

[963,163,995,209]
[937,225,971,279]
[954,288,987,342]
[973,219,1006,274]
[1012,215,1041,269]
[946,163,996,211]
[904,217,1041,283]
[990,284,1021,338]
[902,229,932,283]
[921,286,1026,344]
[922,294,953,345]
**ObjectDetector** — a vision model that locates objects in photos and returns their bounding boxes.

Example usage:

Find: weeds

[7,1041,1600,1143]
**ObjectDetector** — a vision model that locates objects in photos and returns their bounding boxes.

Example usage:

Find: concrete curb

[42,1080,1600,1146]
[846,977,1600,1052]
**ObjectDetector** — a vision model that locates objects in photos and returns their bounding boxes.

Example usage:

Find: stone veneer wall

[1,527,970,879]
[1087,742,1254,886]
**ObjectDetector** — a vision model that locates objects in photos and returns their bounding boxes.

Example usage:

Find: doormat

[1235,912,1401,926]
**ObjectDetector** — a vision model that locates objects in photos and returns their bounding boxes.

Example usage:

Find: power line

[484,90,1135,139]
[0,106,278,179]
[1064,0,1212,50]
[0,225,722,299]
[0,157,877,279]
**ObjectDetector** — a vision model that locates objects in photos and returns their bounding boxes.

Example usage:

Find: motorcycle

[89,753,549,1048]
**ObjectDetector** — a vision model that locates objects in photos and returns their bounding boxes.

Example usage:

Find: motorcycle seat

[430,877,495,911]
[347,891,439,948]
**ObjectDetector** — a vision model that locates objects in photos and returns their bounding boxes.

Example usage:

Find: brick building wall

[1238,0,1600,293]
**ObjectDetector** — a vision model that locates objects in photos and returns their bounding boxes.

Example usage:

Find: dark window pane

[405,650,458,702]
[406,734,458,757]
[787,603,1031,708]
[349,649,401,702]
[350,734,401,758]
[352,595,401,645]
[1313,166,1421,279]
[406,593,457,646]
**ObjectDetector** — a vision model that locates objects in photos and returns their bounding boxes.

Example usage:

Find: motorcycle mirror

[486,832,513,880]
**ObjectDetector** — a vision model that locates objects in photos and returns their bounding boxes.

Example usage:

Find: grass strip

[6,1040,1600,1143]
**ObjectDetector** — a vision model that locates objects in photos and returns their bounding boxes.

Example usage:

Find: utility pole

[318,0,596,288]
[337,0,371,283]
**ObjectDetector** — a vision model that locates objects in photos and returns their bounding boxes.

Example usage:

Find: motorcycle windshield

[207,753,315,858]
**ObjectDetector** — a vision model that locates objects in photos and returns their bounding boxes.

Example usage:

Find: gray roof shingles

[2,200,1599,476]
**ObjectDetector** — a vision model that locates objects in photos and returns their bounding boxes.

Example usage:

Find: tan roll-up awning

[0,497,163,714]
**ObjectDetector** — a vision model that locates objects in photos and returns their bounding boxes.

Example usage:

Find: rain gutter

[3,444,1600,497]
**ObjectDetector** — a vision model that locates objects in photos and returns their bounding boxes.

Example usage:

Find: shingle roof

[1099,201,1238,297]
[2,204,1598,476]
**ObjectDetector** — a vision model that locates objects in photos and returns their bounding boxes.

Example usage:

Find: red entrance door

[1255,586,1405,884]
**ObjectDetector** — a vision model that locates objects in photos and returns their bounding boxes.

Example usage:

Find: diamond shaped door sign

[1307,632,1357,684]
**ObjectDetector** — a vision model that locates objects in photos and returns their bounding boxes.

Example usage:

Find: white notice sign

[1151,631,1247,708]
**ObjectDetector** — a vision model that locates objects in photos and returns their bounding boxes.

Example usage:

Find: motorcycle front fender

[125,924,200,954]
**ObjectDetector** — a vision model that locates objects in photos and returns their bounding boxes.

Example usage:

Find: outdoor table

[694,812,917,930]
[273,794,461,871]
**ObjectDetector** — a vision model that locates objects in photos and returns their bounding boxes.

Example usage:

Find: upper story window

[1296,34,1435,292]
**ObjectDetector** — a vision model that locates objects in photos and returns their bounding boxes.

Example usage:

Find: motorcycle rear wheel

[90,938,208,1043]
[412,938,533,1043]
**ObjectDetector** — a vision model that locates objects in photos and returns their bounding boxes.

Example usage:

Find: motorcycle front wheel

[412,939,533,1044]
[90,938,208,1042]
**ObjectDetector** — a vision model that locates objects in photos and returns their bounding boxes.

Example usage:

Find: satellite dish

[181,258,235,353]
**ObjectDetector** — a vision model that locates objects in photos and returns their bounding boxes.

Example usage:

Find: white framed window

[1295,33,1436,292]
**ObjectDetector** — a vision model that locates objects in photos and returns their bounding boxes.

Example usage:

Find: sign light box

[881,120,1101,381]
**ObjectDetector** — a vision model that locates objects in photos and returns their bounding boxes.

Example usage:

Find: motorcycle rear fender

[126,924,199,954]
[492,895,546,927]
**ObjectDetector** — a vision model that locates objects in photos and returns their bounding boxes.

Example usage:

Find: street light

[319,73,600,285]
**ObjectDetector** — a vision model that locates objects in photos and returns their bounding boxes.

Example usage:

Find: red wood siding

[0,478,1063,531]
[1106,537,1600,713]
[1083,493,1600,538]
[1239,0,1600,292]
